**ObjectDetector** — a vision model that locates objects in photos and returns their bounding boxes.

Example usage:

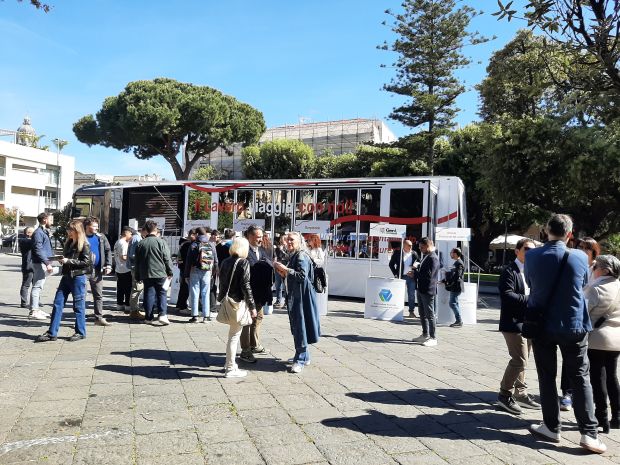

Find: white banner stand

[364,223,407,321]
[435,227,477,325]
[437,282,478,325]
[168,267,181,305]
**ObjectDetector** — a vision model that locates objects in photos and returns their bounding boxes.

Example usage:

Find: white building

[196,118,397,179]
[0,136,75,227]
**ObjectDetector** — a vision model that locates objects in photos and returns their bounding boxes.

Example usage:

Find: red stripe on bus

[437,211,458,224]
[184,182,251,193]
[330,215,430,226]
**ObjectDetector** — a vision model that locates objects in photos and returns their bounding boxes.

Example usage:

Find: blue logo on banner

[379,289,393,302]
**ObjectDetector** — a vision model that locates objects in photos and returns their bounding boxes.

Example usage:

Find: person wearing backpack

[184,226,218,323]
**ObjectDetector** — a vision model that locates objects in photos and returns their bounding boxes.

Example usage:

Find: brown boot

[130,310,145,320]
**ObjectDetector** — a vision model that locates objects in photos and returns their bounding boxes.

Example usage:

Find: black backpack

[306,252,327,293]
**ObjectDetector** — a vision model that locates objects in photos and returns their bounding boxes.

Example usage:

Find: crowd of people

[14,210,620,453]
[496,214,620,454]
[17,213,324,377]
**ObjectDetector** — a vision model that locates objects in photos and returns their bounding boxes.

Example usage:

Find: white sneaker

[158,315,170,326]
[225,368,248,378]
[529,423,561,443]
[29,310,47,320]
[580,434,607,453]
[291,363,303,374]
[422,338,438,347]
[38,309,50,318]
[412,334,429,343]
[94,317,111,326]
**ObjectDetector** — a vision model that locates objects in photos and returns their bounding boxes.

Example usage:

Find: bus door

[379,181,431,258]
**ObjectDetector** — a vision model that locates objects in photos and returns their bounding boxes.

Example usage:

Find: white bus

[73,176,467,298]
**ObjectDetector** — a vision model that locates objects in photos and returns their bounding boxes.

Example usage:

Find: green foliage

[73,78,266,180]
[187,166,216,221]
[52,202,72,244]
[602,234,620,258]
[494,0,620,92]
[477,29,620,125]
[313,153,362,178]
[474,117,620,238]
[0,207,22,228]
[381,0,491,172]
[242,139,315,180]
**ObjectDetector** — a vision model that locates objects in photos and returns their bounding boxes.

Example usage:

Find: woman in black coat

[445,247,465,327]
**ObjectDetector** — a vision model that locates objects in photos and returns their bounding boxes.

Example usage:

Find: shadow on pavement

[321,387,588,456]
[0,330,37,340]
[323,333,417,345]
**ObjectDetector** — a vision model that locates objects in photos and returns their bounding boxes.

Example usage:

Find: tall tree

[495,0,620,92]
[73,78,265,180]
[242,139,315,180]
[380,0,490,173]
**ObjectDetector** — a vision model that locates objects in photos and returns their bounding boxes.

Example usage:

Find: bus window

[74,200,91,218]
[295,190,314,222]
[334,189,358,258]
[273,190,293,236]
[236,190,254,220]
[390,188,424,243]
[187,188,211,220]
[316,190,335,221]
[255,190,273,234]
[218,191,234,231]
[359,189,381,259]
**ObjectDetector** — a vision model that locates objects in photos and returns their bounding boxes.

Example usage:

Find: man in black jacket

[413,237,440,347]
[84,217,113,326]
[389,240,419,317]
[240,225,273,363]
[497,238,541,414]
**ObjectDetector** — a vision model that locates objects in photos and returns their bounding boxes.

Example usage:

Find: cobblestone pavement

[0,253,619,464]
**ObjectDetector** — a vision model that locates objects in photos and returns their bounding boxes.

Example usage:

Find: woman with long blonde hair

[36,220,93,342]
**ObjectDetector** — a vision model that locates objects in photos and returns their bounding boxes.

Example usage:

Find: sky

[0,0,522,179]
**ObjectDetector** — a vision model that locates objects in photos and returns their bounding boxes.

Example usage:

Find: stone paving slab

[1,253,620,464]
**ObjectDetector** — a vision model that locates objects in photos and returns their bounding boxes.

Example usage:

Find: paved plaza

[0,253,619,465]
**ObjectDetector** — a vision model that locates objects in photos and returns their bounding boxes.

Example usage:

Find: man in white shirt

[389,240,419,317]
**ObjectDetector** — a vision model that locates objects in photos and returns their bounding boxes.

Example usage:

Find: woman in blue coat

[274,232,320,373]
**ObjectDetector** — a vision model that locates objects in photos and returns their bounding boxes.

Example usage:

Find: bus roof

[75,176,463,193]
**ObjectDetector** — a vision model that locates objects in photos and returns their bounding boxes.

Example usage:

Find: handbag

[216,259,253,326]
[522,250,569,339]
[306,252,327,293]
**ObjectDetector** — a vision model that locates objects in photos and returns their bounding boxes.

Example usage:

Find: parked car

[2,233,27,248]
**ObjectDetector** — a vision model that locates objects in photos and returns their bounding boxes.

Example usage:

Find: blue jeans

[294,345,310,365]
[189,269,211,318]
[274,272,284,303]
[143,277,168,321]
[48,274,87,337]
[449,291,461,323]
[417,292,436,339]
[30,263,48,310]
[404,275,416,311]
[532,332,598,436]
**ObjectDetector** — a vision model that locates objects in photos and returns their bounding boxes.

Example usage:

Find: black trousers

[176,275,189,309]
[20,270,33,306]
[588,348,620,423]
[116,271,132,306]
[532,332,598,436]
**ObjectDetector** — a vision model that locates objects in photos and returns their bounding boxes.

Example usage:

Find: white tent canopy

[489,234,542,250]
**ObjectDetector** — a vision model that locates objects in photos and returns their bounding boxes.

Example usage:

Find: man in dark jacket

[413,237,440,347]
[525,214,605,453]
[135,220,174,325]
[389,240,419,317]
[29,212,54,320]
[84,217,113,326]
[19,227,34,309]
[175,229,196,313]
[240,225,273,363]
[497,238,540,415]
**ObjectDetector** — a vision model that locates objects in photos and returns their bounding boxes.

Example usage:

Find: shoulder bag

[522,251,569,339]
[216,259,252,326]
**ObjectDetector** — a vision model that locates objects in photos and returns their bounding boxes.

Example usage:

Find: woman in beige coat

[585,255,620,433]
